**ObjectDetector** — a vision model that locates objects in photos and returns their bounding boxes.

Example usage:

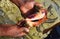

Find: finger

[35,2,43,8]
[16,32,26,37]
[16,28,29,37]
[24,28,29,33]
[18,27,29,33]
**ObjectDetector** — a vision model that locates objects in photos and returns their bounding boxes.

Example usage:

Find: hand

[0,24,29,37]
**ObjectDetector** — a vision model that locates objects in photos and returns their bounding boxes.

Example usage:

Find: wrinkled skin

[0,0,47,37]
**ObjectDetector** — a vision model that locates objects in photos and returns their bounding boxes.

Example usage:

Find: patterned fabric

[0,0,60,39]
[0,0,24,24]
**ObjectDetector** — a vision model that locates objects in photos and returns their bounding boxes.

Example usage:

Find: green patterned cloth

[0,0,60,39]
[0,0,23,24]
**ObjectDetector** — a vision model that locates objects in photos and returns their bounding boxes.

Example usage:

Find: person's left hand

[0,24,29,37]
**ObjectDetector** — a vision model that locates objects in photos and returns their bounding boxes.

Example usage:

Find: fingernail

[24,28,29,32]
